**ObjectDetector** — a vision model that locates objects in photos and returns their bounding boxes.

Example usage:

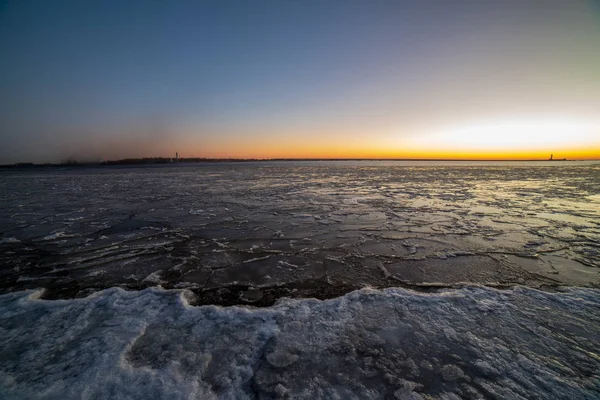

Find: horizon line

[2,156,598,167]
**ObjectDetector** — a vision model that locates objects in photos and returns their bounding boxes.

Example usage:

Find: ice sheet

[1,162,599,304]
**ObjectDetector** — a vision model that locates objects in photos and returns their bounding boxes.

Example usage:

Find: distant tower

[176,152,179,162]
[549,154,553,161]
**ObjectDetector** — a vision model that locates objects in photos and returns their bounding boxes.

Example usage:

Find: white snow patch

[40,231,68,241]
[0,237,20,244]
[278,260,299,269]
[243,255,271,264]
[0,286,599,399]
[142,271,163,284]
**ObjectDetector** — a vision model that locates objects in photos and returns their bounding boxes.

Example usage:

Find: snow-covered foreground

[1,286,599,399]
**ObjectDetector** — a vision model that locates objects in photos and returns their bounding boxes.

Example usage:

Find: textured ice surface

[1,161,599,304]
[0,286,599,399]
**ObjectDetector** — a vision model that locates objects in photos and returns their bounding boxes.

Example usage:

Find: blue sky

[1,0,599,162]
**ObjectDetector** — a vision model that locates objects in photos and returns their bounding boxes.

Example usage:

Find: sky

[0,0,599,163]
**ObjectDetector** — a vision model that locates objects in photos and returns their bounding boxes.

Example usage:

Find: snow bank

[0,286,599,399]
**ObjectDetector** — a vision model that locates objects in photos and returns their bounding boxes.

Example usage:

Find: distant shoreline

[0,157,595,169]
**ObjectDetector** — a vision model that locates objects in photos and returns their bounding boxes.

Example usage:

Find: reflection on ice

[0,162,599,303]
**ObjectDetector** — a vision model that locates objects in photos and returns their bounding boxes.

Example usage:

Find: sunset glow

[1,0,599,162]
[401,119,600,159]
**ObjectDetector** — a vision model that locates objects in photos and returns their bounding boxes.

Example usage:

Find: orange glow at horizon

[175,141,600,161]
[171,118,600,161]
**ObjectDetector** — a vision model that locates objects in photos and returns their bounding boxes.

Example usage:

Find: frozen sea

[1,161,599,399]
